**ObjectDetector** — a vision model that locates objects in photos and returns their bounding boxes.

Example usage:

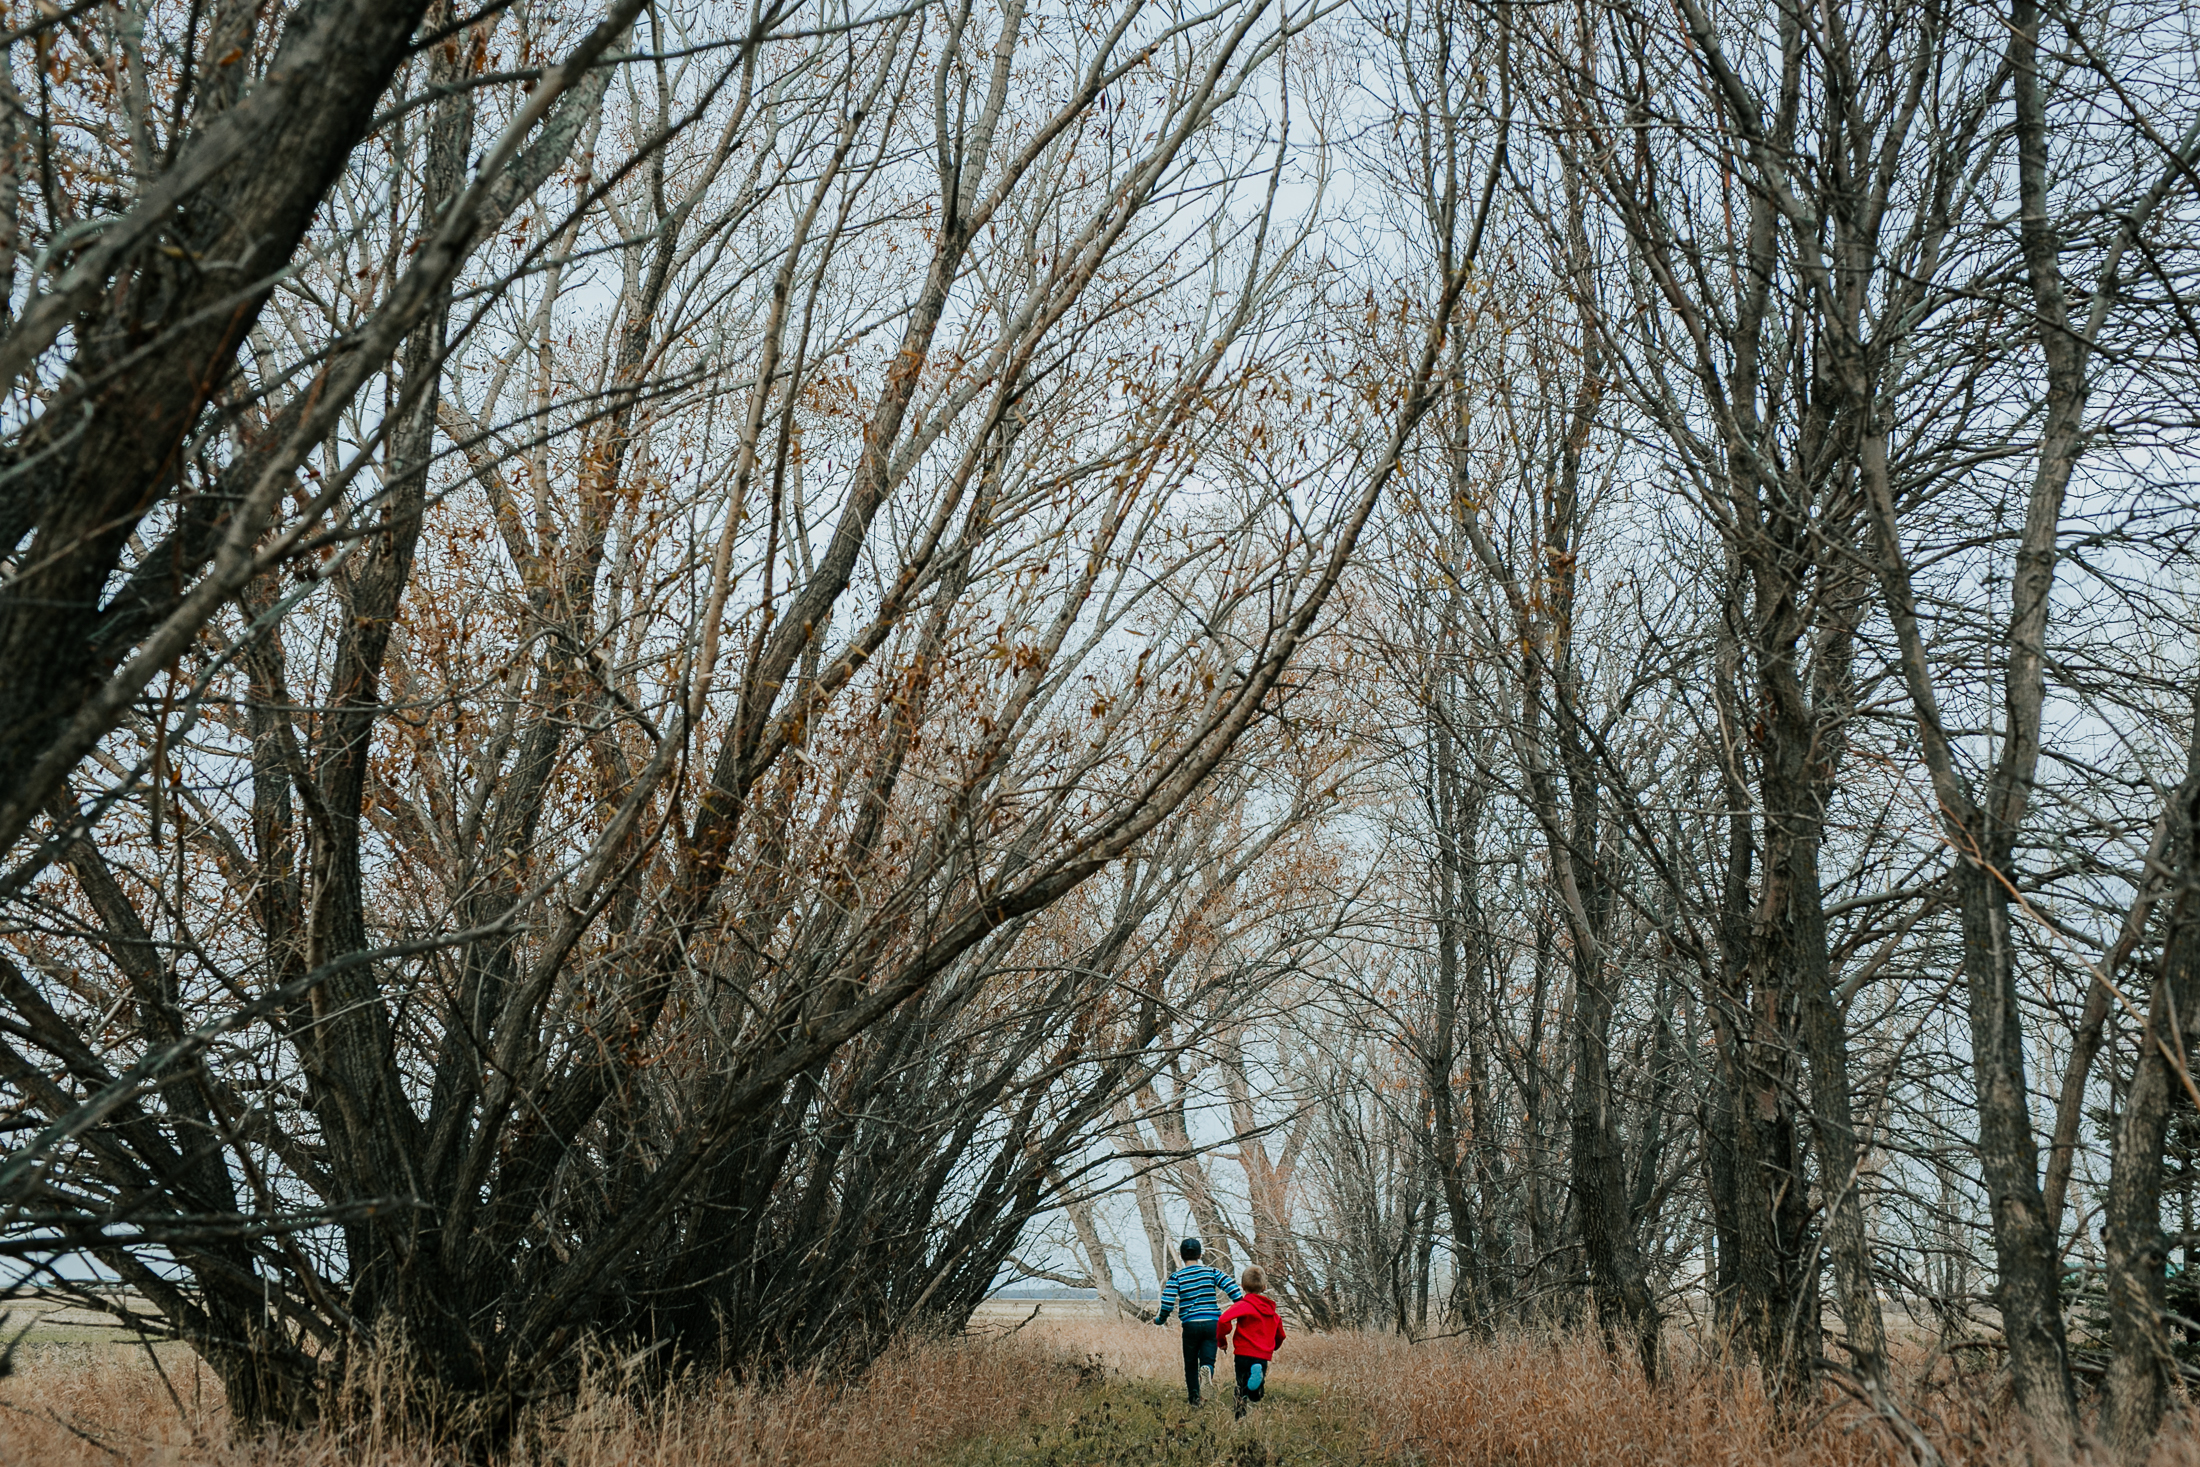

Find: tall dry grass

[1319,1330,2200,1467]
[1040,1315,2036,1464]
[0,1333,1086,1467]
[15,1316,2200,1465]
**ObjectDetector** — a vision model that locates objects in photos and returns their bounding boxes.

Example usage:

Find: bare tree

[0,0,1499,1436]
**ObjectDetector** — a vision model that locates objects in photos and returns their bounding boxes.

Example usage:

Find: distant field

[967,1297,1116,1323]
[0,1290,193,1358]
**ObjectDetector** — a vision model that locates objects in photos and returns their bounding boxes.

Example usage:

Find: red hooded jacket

[1216,1293,1286,1361]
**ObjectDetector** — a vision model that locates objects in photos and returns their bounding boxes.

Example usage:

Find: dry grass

[0,1332,1087,1467]
[14,1315,2200,1465]
[1324,1332,1950,1467]
[1318,1330,2200,1467]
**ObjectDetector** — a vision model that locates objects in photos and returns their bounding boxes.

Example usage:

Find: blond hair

[1240,1265,1267,1294]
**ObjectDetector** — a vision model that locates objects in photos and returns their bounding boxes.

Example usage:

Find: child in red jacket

[1216,1265,1286,1418]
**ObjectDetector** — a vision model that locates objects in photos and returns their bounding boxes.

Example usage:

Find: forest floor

[0,1302,2154,1466]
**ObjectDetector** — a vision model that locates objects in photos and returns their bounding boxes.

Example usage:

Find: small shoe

[1233,1397,1248,1420]
[1248,1363,1263,1392]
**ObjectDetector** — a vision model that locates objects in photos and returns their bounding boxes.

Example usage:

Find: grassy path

[927,1374,1379,1467]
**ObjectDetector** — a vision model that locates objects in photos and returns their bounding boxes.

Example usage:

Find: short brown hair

[1240,1265,1267,1293]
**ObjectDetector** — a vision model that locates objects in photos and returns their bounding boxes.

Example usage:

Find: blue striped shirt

[1158,1263,1240,1325]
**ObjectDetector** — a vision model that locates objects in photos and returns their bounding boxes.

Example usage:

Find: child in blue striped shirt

[1152,1237,1241,1405]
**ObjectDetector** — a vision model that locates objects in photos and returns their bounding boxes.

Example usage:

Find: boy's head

[1179,1236,1203,1262]
[1240,1265,1267,1294]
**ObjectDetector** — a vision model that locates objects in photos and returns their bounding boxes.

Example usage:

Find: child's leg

[1180,1323,1215,1403]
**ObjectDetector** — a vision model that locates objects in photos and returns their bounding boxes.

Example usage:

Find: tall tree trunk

[1706,579,1814,1394]
[1429,677,1484,1328]
[1757,529,1888,1394]
[1568,934,1661,1380]
[2099,693,2200,1463]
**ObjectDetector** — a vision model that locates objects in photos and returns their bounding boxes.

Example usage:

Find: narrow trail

[926,1375,1379,1467]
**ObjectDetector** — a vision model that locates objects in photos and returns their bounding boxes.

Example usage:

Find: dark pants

[1179,1321,1217,1402]
[1233,1353,1268,1413]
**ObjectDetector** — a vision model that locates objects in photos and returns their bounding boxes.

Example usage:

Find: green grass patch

[929,1374,1375,1467]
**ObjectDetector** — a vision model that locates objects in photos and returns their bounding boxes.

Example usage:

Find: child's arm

[1217,1300,1245,1350]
